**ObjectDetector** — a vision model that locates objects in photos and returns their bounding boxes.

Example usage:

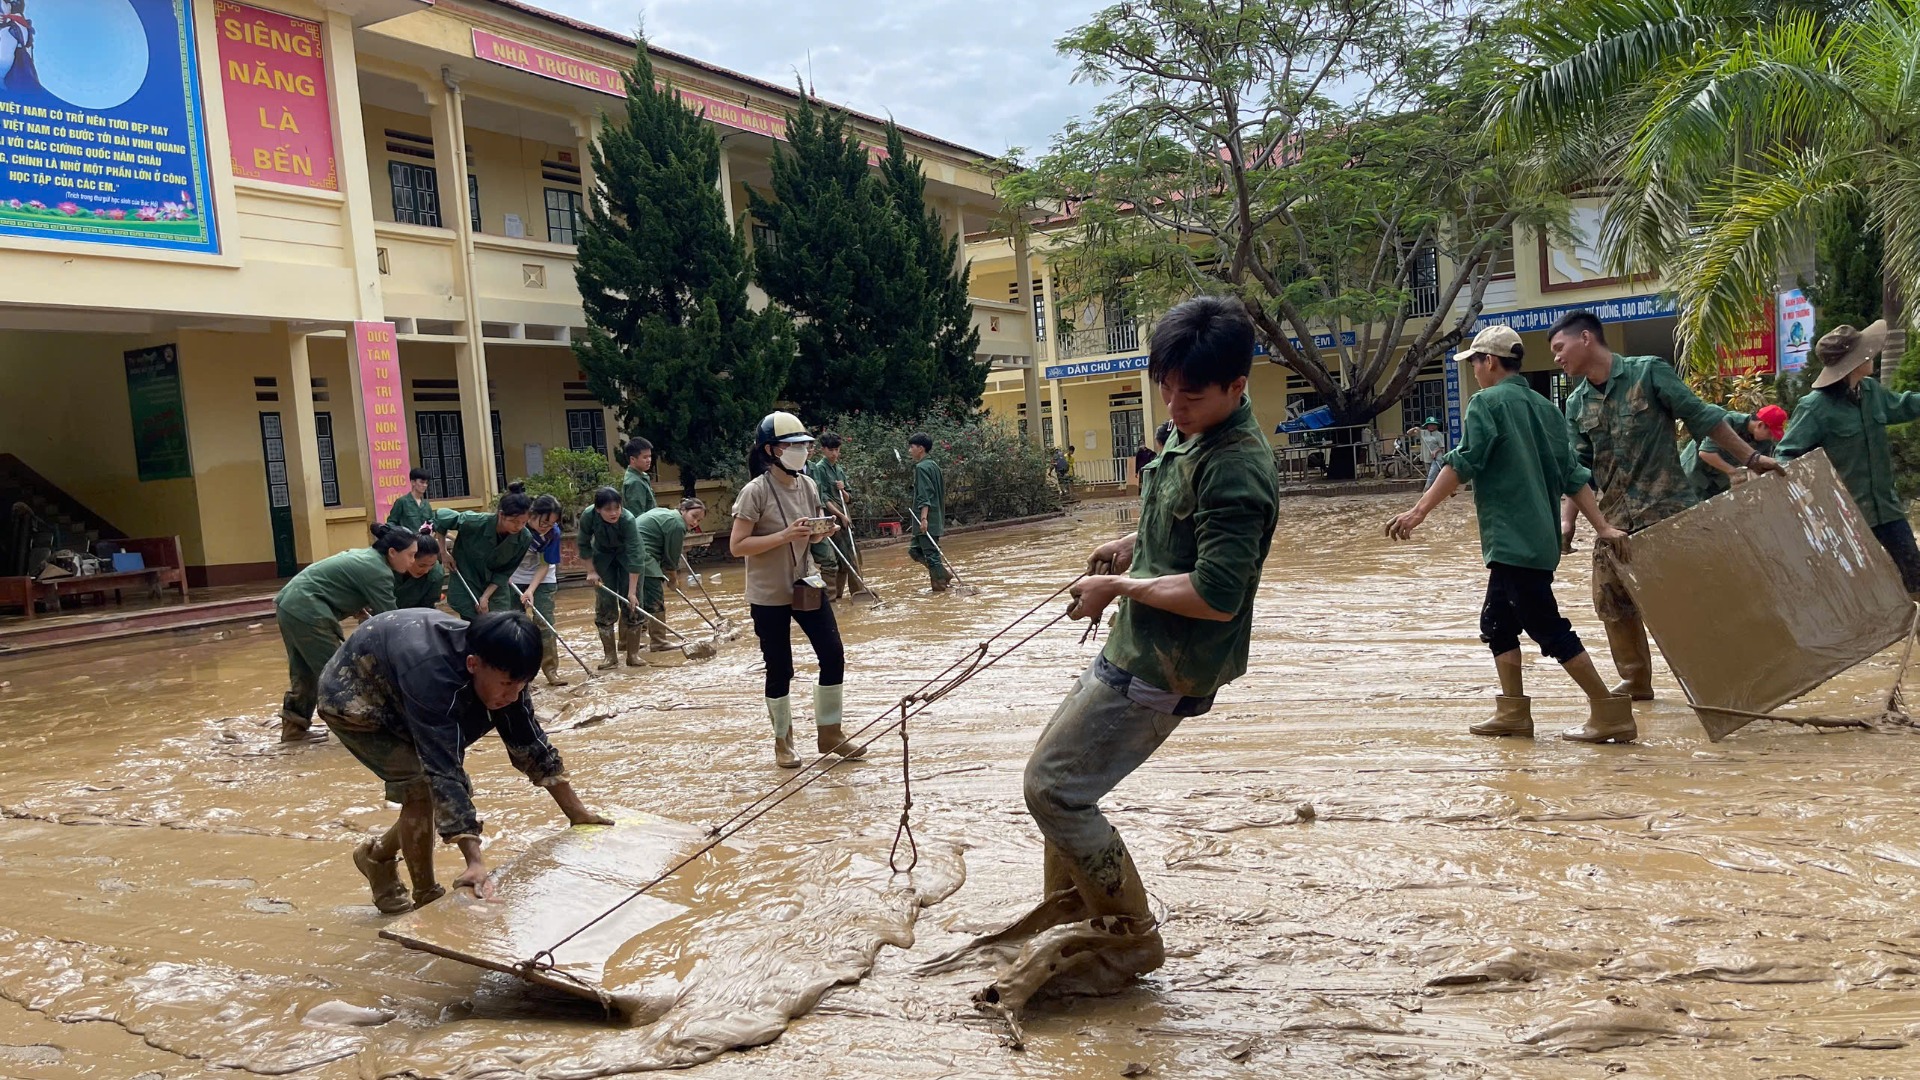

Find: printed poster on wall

[124,344,192,480]
[1778,288,1813,373]
[0,0,218,251]
[355,321,411,519]
[214,1,335,189]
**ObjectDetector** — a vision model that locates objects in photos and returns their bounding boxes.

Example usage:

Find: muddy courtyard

[4,495,1920,1078]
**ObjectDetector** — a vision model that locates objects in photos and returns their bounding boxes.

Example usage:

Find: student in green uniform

[980,297,1278,1020]
[393,531,446,609]
[510,494,568,685]
[906,432,951,591]
[1777,321,1920,595]
[1682,406,1787,500]
[621,437,658,516]
[1386,326,1636,743]
[431,488,535,620]
[578,486,648,670]
[635,499,707,651]
[274,524,417,742]
[808,433,855,599]
[386,468,434,534]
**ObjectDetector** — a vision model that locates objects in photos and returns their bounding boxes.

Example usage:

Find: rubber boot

[1471,695,1534,737]
[596,627,619,671]
[1602,614,1655,701]
[540,634,569,686]
[647,604,674,652]
[829,563,849,601]
[1561,693,1638,744]
[280,713,326,743]
[618,618,645,668]
[353,840,412,914]
[813,683,865,759]
[769,696,801,768]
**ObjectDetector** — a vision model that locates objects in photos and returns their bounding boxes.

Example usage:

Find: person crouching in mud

[973,296,1278,1027]
[319,608,611,913]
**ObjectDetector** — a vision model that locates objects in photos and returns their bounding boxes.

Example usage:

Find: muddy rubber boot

[813,683,865,759]
[769,697,801,769]
[829,563,848,601]
[931,577,950,593]
[353,840,412,915]
[618,619,646,668]
[647,606,675,652]
[1603,614,1655,701]
[1561,694,1638,744]
[541,656,570,687]
[1470,695,1534,737]
[280,712,326,743]
[596,627,619,671]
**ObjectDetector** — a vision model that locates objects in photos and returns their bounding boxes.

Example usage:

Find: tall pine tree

[879,123,985,411]
[747,95,934,419]
[574,46,794,495]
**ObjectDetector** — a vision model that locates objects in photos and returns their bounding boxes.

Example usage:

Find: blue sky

[542,0,1110,158]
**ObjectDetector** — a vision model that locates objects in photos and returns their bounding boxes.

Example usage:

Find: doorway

[258,412,298,577]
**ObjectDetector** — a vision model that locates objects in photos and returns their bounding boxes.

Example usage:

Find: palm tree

[1490,0,1918,371]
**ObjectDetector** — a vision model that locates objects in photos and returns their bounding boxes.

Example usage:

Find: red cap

[1755,404,1788,441]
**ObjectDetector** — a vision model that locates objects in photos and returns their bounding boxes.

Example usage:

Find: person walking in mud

[1550,311,1780,701]
[1776,321,1920,597]
[907,433,952,592]
[621,437,658,516]
[808,433,855,600]
[1683,405,1787,500]
[731,412,863,768]
[432,487,535,620]
[971,296,1278,1031]
[1386,326,1638,743]
[578,486,648,670]
[317,608,612,913]
[510,494,567,685]
[636,499,706,652]
[273,524,417,742]
[393,531,446,610]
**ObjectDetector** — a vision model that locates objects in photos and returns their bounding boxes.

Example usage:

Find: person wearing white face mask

[729,411,865,768]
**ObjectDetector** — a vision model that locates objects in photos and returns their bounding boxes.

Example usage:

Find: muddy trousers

[1481,564,1584,661]
[1023,663,1185,915]
[908,533,950,586]
[642,575,668,649]
[447,568,520,621]
[276,607,344,729]
[529,581,559,671]
[592,563,644,654]
[1592,547,1654,697]
[1872,520,1920,595]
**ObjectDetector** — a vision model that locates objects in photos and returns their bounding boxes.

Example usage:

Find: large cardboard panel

[1616,451,1912,740]
[379,812,725,1008]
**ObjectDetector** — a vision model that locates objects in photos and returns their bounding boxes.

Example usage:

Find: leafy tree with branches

[574,45,795,496]
[1002,0,1550,445]
[879,124,987,411]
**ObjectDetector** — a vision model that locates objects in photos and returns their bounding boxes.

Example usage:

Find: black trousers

[1480,563,1585,662]
[750,601,845,699]
[1872,520,1920,595]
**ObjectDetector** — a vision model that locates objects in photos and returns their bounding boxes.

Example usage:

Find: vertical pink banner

[354,321,411,518]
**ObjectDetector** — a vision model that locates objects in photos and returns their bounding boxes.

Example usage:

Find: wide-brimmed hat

[1453,325,1523,365]
[1812,320,1888,388]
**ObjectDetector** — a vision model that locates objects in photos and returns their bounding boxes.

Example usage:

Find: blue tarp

[1276,406,1334,434]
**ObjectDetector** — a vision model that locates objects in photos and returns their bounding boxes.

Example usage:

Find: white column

[1039,268,1066,448]
[947,200,968,278]
[717,141,736,226]
[1014,230,1043,448]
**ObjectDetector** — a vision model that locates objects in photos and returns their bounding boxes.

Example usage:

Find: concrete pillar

[1014,230,1043,449]
[574,115,621,468]
[323,11,383,324]
[278,325,332,563]
[430,74,495,502]
[1039,265,1066,448]
[947,200,968,279]
[717,140,736,225]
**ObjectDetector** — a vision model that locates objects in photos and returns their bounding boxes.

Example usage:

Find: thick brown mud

[5,495,1920,1077]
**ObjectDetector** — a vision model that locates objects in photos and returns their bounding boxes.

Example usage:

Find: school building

[973,198,1705,484]
[0,0,1030,585]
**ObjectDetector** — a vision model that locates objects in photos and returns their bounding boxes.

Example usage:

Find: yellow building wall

[488,345,579,481]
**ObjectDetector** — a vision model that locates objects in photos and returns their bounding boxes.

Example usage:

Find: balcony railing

[1057,321,1145,360]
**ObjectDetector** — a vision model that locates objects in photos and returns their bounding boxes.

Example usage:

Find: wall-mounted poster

[215,1,335,190]
[0,0,219,252]
[124,344,192,480]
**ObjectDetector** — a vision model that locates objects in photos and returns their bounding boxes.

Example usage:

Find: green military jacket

[432,509,534,597]
[622,466,657,516]
[1776,378,1920,527]
[386,491,433,534]
[913,456,945,536]
[1105,395,1278,702]
[276,545,397,623]
[1681,412,1769,500]
[1445,374,1594,571]
[634,507,686,580]
[393,562,445,609]
[809,457,850,513]
[1565,354,1728,533]
[577,506,647,574]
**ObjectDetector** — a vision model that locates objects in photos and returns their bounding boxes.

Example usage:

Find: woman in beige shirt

[730,411,865,768]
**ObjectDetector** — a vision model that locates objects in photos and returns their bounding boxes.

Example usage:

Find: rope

[515,571,1090,980]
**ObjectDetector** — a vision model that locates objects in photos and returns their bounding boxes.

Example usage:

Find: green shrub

[513,447,618,526]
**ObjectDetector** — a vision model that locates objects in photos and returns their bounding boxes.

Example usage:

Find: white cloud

[538,0,1108,157]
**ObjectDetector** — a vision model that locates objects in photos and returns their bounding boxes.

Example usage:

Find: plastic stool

[877,521,902,537]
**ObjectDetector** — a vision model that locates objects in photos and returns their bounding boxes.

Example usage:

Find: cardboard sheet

[1615,451,1913,740]
[379,812,725,1007]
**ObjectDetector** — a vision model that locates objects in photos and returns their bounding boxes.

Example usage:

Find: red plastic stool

[877,521,902,537]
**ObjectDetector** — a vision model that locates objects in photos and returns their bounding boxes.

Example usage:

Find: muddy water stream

[5,496,1920,1078]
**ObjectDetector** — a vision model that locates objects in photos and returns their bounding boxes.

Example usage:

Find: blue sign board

[0,0,219,253]
[1443,356,1462,445]
[1043,353,1149,381]
[1475,294,1674,334]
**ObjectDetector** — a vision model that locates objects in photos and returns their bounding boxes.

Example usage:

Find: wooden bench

[0,536,189,620]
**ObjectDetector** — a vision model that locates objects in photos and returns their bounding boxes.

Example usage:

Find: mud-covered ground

[4,495,1920,1078]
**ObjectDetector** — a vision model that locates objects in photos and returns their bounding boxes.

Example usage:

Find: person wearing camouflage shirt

[1549,311,1780,700]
